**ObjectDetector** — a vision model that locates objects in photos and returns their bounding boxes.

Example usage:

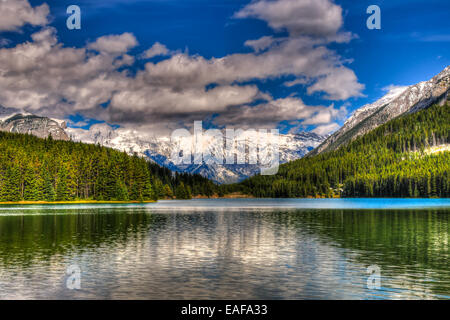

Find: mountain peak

[309,65,450,156]
[0,113,69,141]
[68,124,326,184]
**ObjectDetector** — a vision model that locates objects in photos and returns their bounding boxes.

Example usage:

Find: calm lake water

[0,198,449,300]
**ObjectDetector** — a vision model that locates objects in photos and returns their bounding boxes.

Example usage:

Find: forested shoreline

[0,103,448,203]
[0,132,217,202]
[221,103,450,198]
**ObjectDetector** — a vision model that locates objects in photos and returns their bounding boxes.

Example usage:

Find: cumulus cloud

[311,122,340,135]
[302,104,347,125]
[244,36,279,52]
[142,42,170,59]
[88,33,138,56]
[214,97,346,129]
[235,0,343,37]
[107,84,262,124]
[214,97,317,129]
[137,37,362,99]
[234,0,362,101]
[284,78,308,87]
[0,0,49,32]
[307,67,365,100]
[0,0,364,137]
[0,27,126,116]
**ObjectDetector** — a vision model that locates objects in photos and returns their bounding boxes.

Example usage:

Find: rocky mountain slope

[0,105,324,183]
[67,124,325,184]
[309,66,450,156]
[0,110,69,140]
[8,65,448,183]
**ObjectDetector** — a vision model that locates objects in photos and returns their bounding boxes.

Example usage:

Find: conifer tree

[163,184,173,199]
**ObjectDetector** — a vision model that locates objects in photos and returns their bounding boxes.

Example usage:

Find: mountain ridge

[309,66,450,156]
[0,111,69,141]
[230,101,450,198]
[67,124,325,184]
[0,109,325,184]
[3,66,449,185]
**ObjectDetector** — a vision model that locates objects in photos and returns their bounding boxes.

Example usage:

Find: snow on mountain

[309,65,450,156]
[67,124,325,183]
[0,107,69,140]
[343,85,408,131]
[6,65,449,183]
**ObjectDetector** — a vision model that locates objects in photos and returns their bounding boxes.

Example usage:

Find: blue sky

[1,0,449,135]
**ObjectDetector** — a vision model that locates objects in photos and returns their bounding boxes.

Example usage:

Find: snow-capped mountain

[67,124,324,183]
[309,65,450,156]
[4,65,449,183]
[0,106,69,140]
[0,105,323,184]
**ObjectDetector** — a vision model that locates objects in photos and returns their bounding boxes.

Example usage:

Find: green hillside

[0,132,217,202]
[222,103,450,198]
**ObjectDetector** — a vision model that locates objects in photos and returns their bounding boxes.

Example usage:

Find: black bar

[0,300,447,319]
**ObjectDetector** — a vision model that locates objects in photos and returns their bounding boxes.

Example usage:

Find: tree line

[221,103,450,198]
[0,132,218,202]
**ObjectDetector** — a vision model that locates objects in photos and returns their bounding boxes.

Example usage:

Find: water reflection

[0,205,448,299]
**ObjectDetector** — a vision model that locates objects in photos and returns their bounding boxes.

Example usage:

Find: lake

[0,198,449,300]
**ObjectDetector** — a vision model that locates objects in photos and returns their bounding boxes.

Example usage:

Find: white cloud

[311,122,340,135]
[284,78,308,87]
[142,42,170,59]
[214,97,346,129]
[235,0,343,37]
[67,119,89,128]
[138,37,362,101]
[302,104,347,125]
[88,33,138,56]
[381,84,409,96]
[0,0,364,137]
[108,84,262,120]
[0,0,49,32]
[234,0,362,101]
[0,27,124,115]
[214,97,317,128]
[307,67,365,100]
[244,36,279,52]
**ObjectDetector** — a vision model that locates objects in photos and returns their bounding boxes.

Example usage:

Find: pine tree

[163,184,173,199]
[56,166,72,201]
[2,164,22,201]
[115,182,129,201]
[43,171,56,201]
[0,129,216,202]
[175,182,187,199]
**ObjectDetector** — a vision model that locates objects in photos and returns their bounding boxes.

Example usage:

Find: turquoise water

[149,198,450,210]
[1,198,448,213]
[0,199,448,299]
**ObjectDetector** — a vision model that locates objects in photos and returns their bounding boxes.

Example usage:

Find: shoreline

[0,200,156,205]
[0,197,446,205]
[193,192,255,199]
